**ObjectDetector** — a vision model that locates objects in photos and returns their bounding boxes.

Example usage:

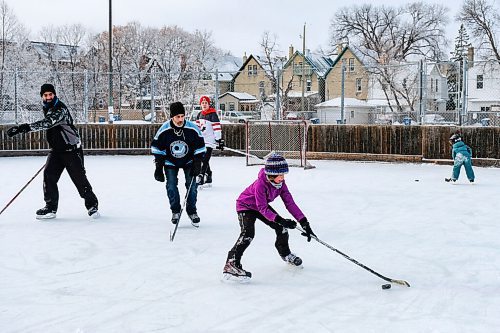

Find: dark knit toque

[40,83,56,96]
[265,153,289,175]
[170,102,186,118]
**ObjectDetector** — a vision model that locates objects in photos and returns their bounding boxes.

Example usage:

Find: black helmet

[449,133,462,144]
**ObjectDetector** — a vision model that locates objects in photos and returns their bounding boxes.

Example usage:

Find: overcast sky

[9,0,462,57]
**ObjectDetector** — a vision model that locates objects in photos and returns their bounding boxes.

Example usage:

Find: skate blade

[286,262,304,269]
[191,222,200,228]
[221,273,251,283]
[36,213,56,220]
[90,211,100,219]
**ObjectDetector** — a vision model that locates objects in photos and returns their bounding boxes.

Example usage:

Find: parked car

[221,111,253,123]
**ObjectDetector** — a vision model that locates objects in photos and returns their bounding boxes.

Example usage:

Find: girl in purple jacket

[223,153,315,281]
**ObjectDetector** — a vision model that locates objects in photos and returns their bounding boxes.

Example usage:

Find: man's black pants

[43,148,98,211]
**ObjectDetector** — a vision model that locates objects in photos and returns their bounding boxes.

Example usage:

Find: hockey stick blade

[298,226,410,287]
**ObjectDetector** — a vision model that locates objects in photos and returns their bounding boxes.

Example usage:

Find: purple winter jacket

[236,168,305,223]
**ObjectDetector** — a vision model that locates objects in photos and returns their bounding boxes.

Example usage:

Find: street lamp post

[108,0,114,123]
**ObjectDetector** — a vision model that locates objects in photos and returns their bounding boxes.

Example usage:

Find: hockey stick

[223,146,265,161]
[0,164,45,216]
[297,226,410,287]
[169,176,197,242]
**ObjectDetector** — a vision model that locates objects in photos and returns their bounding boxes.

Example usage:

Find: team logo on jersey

[170,140,189,158]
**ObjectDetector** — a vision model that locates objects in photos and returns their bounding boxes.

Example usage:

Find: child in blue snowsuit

[445,133,475,183]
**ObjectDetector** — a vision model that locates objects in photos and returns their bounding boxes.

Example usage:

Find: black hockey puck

[414,179,419,182]
[381,283,391,290]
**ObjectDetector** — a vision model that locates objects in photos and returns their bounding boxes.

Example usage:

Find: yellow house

[281,47,333,103]
[233,54,276,100]
[324,45,369,101]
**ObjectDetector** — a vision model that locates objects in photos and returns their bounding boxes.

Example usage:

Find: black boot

[36,205,57,220]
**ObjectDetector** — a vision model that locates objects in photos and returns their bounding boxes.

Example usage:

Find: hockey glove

[299,218,316,242]
[154,160,165,182]
[275,215,297,229]
[190,158,202,177]
[7,123,31,137]
[216,138,225,151]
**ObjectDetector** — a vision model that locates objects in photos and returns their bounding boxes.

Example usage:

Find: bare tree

[259,31,283,96]
[0,0,27,113]
[457,0,500,62]
[330,3,449,112]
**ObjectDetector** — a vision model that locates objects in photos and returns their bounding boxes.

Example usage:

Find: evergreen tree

[450,24,470,61]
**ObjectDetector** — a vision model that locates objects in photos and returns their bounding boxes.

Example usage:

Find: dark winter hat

[200,95,211,105]
[450,133,462,143]
[170,102,186,118]
[40,83,56,96]
[265,153,289,175]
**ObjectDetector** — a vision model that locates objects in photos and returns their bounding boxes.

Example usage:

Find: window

[477,75,483,89]
[248,65,252,76]
[434,79,439,93]
[252,65,257,75]
[229,102,235,111]
[350,110,355,118]
[349,58,355,72]
[220,104,225,111]
[356,78,362,92]
[306,80,312,92]
[480,106,491,112]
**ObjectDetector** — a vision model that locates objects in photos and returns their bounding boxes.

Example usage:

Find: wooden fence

[1,124,499,164]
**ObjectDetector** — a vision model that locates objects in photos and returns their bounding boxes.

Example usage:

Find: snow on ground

[0,155,499,333]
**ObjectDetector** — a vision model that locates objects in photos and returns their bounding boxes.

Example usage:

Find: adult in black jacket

[7,83,99,219]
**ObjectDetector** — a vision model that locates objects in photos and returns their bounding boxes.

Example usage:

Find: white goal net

[245,120,314,169]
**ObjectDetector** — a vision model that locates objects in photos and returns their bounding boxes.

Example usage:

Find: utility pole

[301,23,306,114]
[340,60,345,124]
[108,0,114,123]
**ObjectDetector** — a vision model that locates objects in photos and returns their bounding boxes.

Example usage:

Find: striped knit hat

[264,153,289,175]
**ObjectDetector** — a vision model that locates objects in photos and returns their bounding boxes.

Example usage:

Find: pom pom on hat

[264,153,289,175]
[200,96,211,105]
[170,102,185,118]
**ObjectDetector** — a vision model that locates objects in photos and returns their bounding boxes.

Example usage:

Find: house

[314,97,380,124]
[465,60,500,125]
[281,46,333,108]
[28,41,80,69]
[218,92,259,113]
[324,44,369,101]
[232,54,277,100]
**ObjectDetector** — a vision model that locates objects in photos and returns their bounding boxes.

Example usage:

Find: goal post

[245,120,314,169]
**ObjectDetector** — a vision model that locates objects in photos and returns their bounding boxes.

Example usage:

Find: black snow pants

[227,208,291,264]
[43,147,98,211]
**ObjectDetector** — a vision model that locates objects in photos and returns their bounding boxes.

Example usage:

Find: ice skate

[282,253,303,267]
[36,206,57,220]
[204,173,212,188]
[444,178,456,183]
[189,213,200,227]
[171,212,181,225]
[88,205,100,219]
[222,259,251,282]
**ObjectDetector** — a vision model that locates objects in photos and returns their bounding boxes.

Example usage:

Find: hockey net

[245,120,314,169]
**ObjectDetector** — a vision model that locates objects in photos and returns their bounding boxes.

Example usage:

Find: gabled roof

[283,51,334,78]
[233,54,277,81]
[29,41,78,62]
[324,45,366,77]
[219,91,258,101]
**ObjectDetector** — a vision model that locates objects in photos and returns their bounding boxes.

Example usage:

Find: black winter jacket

[29,98,81,152]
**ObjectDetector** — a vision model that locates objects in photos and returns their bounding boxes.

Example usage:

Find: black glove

[7,123,30,137]
[190,158,202,177]
[299,217,316,242]
[154,160,165,182]
[275,215,297,229]
[216,138,225,151]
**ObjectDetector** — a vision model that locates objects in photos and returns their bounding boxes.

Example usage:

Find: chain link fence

[1,59,499,126]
